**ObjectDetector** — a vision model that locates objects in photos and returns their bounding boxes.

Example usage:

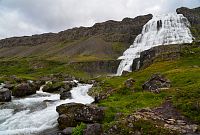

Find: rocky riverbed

[0,81,94,135]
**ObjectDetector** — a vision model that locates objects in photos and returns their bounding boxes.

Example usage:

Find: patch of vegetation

[104,119,178,135]
[73,54,111,62]
[99,89,168,123]
[72,122,87,135]
[0,59,90,81]
[112,42,127,54]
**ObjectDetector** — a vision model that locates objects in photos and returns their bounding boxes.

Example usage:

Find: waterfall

[116,13,193,76]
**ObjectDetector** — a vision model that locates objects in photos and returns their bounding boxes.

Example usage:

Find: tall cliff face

[0,14,152,61]
[177,7,200,40]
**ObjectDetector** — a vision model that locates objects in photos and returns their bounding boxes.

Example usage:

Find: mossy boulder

[12,83,37,97]
[142,73,171,93]
[56,103,104,129]
[43,82,65,93]
[43,81,77,93]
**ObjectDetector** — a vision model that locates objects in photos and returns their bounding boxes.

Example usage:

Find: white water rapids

[117,13,193,76]
[0,83,94,135]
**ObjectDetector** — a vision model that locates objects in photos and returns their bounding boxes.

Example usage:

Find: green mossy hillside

[95,44,200,134]
[0,59,90,81]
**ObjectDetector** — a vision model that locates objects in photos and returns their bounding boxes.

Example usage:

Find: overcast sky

[0,0,199,39]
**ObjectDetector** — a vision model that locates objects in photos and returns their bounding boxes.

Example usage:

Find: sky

[0,0,199,39]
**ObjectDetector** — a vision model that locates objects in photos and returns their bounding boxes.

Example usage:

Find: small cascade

[116,13,193,76]
[0,81,93,135]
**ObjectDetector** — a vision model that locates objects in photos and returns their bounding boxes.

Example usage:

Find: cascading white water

[0,83,94,135]
[116,13,193,76]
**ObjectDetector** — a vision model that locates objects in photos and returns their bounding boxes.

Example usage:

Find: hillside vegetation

[90,43,200,134]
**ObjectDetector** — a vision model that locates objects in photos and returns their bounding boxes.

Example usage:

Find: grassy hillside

[0,37,128,62]
[0,58,91,81]
[91,43,200,134]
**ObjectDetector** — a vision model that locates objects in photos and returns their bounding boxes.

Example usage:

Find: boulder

[0,88,12,102]
[43,82,64,93]
[62,127,74,135]
[83,123,103,135]
[43,81,77,93]
[124,78,135,88]
[4,84,15,90]
[60,91,72,100]
[56,103,104,129]
[142,73,170,93]
[12,83,37,97]
[29,82,41,91]
[57,114,78,129]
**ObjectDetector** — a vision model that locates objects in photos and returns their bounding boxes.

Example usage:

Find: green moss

[99,90,167,123]
[72,122,87,135]
[0,59,90,80]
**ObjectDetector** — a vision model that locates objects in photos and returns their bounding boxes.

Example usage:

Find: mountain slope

[0,14,152,61]
[91,42,200,134]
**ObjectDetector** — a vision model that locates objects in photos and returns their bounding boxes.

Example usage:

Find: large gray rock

[0,88,12,102]
[12,83,37,97]
[56,103,104,129]
[43,81,77,93]
[142,73,171,93]
[60,91,72,100]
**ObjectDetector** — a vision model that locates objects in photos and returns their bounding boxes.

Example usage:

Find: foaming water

[116,13,193,76]
[0,83,93,135]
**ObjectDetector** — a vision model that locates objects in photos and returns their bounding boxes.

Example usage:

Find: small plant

[72,123,87,135]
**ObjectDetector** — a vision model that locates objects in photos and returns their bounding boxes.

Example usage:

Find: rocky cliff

[131,42,200,72]
[0,14,152,61]
[71,60,120,74]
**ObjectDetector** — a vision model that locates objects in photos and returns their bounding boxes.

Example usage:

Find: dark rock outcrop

[60,91,72,100]
[176,7,200,25]
[83,123,103,135]
[56,103,104,129]
[0,88,12,102]
[142,73,170,93]
[72,60,121,74]
[138,44,186,70]
[12,83,37,97]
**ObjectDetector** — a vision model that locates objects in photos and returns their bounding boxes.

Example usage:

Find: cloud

[0,0,199,39]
